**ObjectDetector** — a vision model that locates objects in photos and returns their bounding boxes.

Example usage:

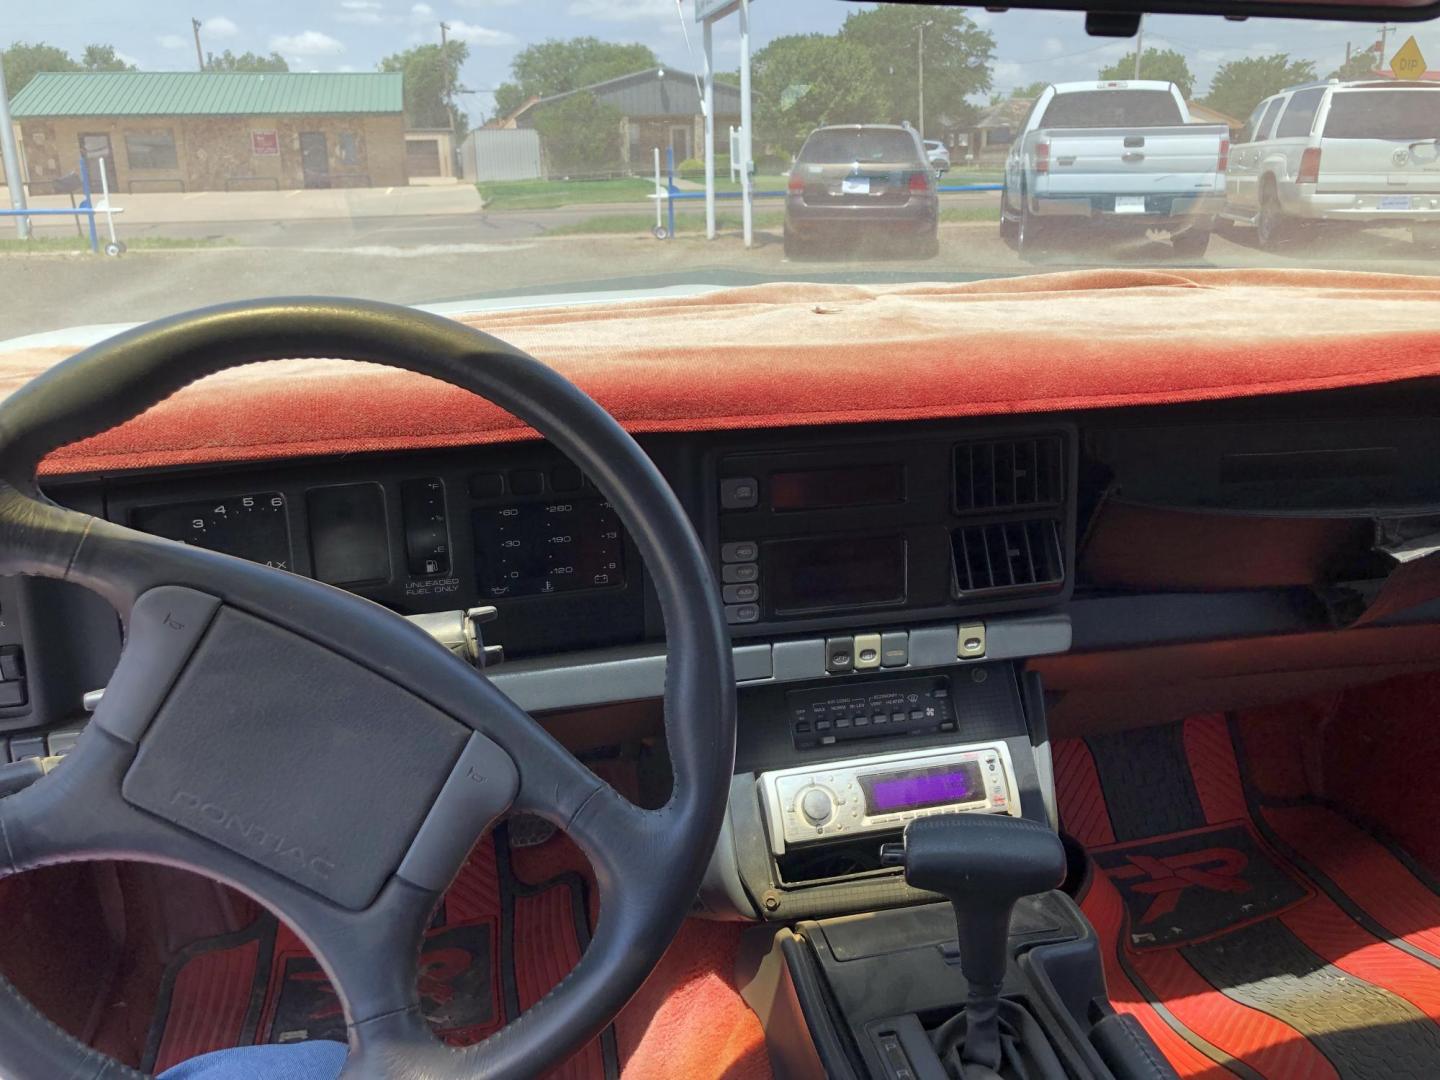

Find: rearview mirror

[908,0,1438,32]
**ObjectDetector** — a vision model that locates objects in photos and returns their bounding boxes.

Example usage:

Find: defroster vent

[954,436,1063,513]
[952,519,1064,597]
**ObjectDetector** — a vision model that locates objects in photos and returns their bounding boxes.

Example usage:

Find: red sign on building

[251,131,280,156]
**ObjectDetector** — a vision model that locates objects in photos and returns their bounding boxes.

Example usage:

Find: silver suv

[1222,79,1440,250]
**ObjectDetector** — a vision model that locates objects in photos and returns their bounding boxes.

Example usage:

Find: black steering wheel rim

[0,298,736,1079]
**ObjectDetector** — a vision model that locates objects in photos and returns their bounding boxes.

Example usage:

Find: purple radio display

[861,761,985,814]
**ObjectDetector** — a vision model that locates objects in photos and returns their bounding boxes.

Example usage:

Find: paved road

[2,217,1436,342]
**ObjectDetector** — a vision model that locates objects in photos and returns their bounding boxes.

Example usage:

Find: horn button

[122,605,469,910]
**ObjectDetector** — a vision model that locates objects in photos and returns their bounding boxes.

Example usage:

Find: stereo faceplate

[758,742,1019,856]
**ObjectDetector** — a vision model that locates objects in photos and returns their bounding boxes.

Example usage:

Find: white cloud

[1042,37,1065,57]
[116,50,144,68]
[565,0,674,22]
[444,20,516,45]
[458,0,521,6]
[337,0,386,23]
[411,2,434,16]
[203,16,239,38]
[341,0,382,7]
[157,34,189,50]
[270,30,347,56]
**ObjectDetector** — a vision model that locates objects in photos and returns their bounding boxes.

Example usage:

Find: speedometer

[131,492,293,569]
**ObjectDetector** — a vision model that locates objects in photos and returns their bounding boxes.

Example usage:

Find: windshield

[2,3,1439,342]
[1037,89,1184,129]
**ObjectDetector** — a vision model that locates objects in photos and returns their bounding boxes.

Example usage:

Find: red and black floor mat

[1057,714,1440,1079]
[141,826,618,1078]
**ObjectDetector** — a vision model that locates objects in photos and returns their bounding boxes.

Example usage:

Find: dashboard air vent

[954,436,1063,513]
[952,519,1064,597]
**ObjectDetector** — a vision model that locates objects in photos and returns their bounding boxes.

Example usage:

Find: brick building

[9,71,407,193]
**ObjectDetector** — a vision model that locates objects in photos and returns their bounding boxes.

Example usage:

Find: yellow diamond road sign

[1390,36,1427,79]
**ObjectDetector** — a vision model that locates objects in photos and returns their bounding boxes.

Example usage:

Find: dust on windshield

[1,2,1438,341]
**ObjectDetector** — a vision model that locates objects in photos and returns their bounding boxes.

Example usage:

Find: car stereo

[758,742,1020,855]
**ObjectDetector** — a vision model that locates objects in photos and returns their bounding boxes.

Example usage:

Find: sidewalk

[10,183,482,226]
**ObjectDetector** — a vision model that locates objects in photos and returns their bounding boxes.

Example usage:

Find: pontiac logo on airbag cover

[172,789,336,881]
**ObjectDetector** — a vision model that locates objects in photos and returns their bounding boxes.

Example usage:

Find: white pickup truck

[1000,81,1230,258]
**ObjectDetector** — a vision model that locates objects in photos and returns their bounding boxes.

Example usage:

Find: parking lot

[1,192,1436,342]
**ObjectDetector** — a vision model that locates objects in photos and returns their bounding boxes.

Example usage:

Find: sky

[8,0,1440,123]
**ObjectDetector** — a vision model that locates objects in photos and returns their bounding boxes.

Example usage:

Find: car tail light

[1298,147,1322,184]
[1034,141,1050,175]
[908,170,932,193]
[1218,137,1230,172]
[787,173,805,194]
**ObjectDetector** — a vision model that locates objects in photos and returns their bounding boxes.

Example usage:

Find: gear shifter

[883,813,1066,1077]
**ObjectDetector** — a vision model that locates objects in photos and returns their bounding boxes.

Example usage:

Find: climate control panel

[758,742,1019,855]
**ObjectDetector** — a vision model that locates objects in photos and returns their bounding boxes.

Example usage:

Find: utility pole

[1377,24,1397,69]
[1133,15,1145,79]
[738,0,753,248]
[192,18,205,71]
[0,50,32,239]
[918,22,926,139]
[440,22,454,125]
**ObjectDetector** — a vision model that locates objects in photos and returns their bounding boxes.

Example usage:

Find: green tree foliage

[205,50,289,73]
[80,44,135,72]
[1098,48,1195,98]
[532,92,623,176]
[838,6,993,138]
[2,42,79,96]
[1011,81,1049,99]
[1328,51,1382,81]
[493,38,658,118]
[752,34,885,155]
[381,41,470,135]
[1203,54,1317,123]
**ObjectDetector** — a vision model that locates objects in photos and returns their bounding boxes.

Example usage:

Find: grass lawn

[546,210,786,237]
[477,178,656,211]
[0,235,232,253]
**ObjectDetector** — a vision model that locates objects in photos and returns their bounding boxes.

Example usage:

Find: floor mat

[1057,714,1440,1080]
[143,827,618,1078]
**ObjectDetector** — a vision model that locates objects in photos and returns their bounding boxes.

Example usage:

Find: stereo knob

[800,787,834,825]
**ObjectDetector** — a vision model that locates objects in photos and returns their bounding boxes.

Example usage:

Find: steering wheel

[0,299,736,1079]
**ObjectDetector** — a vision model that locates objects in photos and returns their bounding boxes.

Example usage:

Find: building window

[338,133,363,166]
[124,131,177,170]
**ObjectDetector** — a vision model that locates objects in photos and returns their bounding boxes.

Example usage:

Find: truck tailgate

[1035,124,1228,196]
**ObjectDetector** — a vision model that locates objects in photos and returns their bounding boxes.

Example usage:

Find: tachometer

[131,492,293,569]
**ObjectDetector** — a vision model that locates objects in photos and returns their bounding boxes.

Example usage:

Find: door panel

[299,132,330,189]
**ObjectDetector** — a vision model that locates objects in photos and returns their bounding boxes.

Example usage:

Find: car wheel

[1171,229,1211,259]
[783,227,807,260]
[917,228,940,259]
[999,191,1019,244]
[1256,183,1291,251]
[1016,196,1049,261]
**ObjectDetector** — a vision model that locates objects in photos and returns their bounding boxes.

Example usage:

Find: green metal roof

[9,71,403,118]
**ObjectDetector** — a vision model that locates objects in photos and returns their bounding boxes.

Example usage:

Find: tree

[752,34,886,155]
[1099,48,1195,98]
[1012,81,1048,99]
[494,38,658,119]
[1328,51,1381,81]
[205,50,289,73]
[2,42,79,97]
[532,92,622,176]
[380,41,469,137]
[838,7,994,138]
[1203,54,1317,122]
[81,44,135,72]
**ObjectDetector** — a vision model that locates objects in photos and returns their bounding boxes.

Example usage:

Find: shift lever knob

[899,813,1066,995]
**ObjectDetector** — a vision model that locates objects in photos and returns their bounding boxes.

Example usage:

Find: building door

[669,125,692,163]
[299,132,330,188]
[78,133,116,191]
[406,138,442,178]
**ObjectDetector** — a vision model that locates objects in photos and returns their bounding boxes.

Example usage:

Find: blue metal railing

[0,157,102,252]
